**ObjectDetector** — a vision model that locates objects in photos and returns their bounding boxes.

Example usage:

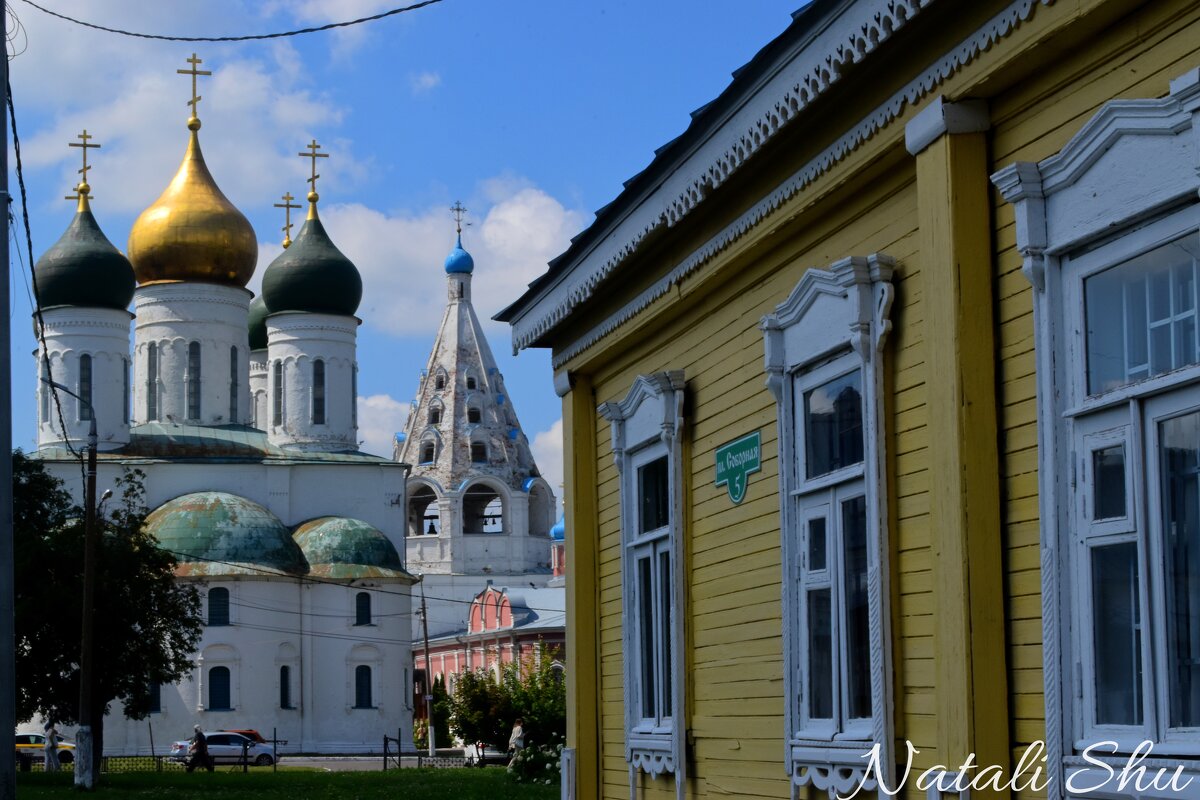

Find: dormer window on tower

[466,374,477,391]
[471,441,488,463]
[429,406,442,425]
[435,372,446,391]
[467,404,482,424]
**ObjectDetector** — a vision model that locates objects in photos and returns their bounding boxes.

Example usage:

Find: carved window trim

[599,371,687,800]
[761,255,895,797]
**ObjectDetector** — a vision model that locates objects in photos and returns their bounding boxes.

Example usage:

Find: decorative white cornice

[903,96,989,155]
[514,0,1056,365]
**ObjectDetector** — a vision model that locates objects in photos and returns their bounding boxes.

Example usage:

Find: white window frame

[599,371,686,800]
[761,254,895,796]
[993,67,1200,798]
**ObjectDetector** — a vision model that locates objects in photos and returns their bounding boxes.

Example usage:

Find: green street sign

[715,431,761,505]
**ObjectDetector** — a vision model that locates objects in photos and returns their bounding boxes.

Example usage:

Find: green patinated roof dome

[34,199,135,310]
[292,517,410,579]
[261,209,361,317]
[145,491,308,577]
[248,295,268,351]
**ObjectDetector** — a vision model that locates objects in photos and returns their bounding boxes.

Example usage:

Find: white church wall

[132,283,252,427]
[249,348,267,429]
[265,311,358,452]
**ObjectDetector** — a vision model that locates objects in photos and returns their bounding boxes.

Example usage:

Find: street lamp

[40,378,98,789]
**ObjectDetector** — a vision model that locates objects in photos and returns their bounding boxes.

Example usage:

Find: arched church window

[471,441,487,463]
[467,405,481,424]
[186,342,201,420]
[78,354,93,421]
[355,592,371,626]
[273,361,283,426]
[146,343,159,421]
[279,665,292,709]
[466,376,477,391]
[229,347,238,424]
[408,485,440,537]
[435,374,446,391]
[429,407,442,425]
[420,440,436,464]
[354,665,373,709]
[209,666,231,711]
[313,359,326,425]
[207,587,229,626]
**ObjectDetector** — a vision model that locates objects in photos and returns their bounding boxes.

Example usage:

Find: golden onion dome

[127,122,257,286]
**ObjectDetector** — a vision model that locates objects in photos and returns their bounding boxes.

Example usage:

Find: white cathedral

[29,68,418,754]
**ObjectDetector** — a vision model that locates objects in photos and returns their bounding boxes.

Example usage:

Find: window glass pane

[208,587,229,627]
[280,665,291,709]
[1091,542,1143,726]
[638,556,656,720]
[639,457,670,533]
[356,592,371,626]
[659,549,672,720]
[79,355,93,421]
[273,362,283,426]
[804,370,863,478]
[147,343,158,421]
[313,360,325,425]
[187,342,201,419]
[842,495,871,720]
[808,517,827,571]
[808,588,833,720]
[209,666,231,710]
[229,347,238,424]
[1085,234,1200,394]
[1160,410,1200,728]
[355,665,372,708]
[1093,445,1127,520]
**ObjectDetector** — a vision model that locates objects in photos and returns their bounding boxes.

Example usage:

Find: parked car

[14,732,75,763]
[168,731,275,766]
[221,729,265,744]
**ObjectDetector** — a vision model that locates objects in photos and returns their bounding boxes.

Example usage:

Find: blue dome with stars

[444,235,474,275]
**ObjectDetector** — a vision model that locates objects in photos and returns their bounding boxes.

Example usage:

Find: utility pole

[419,578,435,758]
[0,0,17,796]
[40,380,98,789]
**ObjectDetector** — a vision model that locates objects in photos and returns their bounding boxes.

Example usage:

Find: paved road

[283,756,466,772]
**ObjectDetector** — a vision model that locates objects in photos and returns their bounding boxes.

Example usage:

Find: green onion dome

[34,194,134,310]
[145,492,308,576]
[248,295,268,351]
[261,202,361,316]
[293,517,412,579]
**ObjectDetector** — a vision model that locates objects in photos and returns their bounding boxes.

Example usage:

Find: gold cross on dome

[273,192,301,248]
[299,139,329,195]
[450,200,468,235]
[177,53,212,118]
[67,129,100,198]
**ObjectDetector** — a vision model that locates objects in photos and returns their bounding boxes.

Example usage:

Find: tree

[449,669,511,760]
[500,644,566,748]
[12,452,203,782]
[430,674,452,751]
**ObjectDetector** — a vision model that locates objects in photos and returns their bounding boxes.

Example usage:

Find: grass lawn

[16,767,560,799]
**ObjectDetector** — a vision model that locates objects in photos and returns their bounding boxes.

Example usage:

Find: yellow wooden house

[499,1,1200,799]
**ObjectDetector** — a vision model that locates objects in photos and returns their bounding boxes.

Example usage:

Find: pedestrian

[43,722,59,772]
[507,717,525,767]
[186,725,214,773]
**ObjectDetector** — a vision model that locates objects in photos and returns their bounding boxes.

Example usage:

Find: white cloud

[356,393,410,458]
[530,418,564,516]
[409,71,442,94]
[319,181,585,339]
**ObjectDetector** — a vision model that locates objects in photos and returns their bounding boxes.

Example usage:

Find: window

[761,255,895,790]
[466,376,477,390]
[313,359,326,425]
[354,665,373,709]
[435,373,446,391]
[208,666,231,710]
[39,361,49,423]
[420,440,436,464]
[467,405,481,424]
[228,347,238,423]
[146,343,158,421]
[279,665,292,709]
[463,485,504,533]
[123,358,130,424]
[144,682,161,714]
[599,371,686,790]
[78,354,93,421]
[272,361,283,426]
[186,342,201,420]
[993,73,1200,793]
[471,441,488,462]
[408,484,440,536]
[207,587,229,626]
[429,407,442,425]
[351,366,358,429]
[355,592,372,626]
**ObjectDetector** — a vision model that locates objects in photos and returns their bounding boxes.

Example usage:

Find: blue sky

[6,0,799,492]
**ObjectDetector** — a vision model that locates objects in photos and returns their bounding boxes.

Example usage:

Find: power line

[16,0,445,43]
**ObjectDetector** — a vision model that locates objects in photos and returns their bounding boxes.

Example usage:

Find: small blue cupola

[444,234,475,275]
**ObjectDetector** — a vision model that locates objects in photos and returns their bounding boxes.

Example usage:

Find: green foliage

[499,645,565,749]
[449,669,511,758]
[12,453,203,731]
[430,674,452,749]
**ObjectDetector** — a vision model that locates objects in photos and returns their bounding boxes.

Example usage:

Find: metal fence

[382,734,463,769]
[17,755,186,773]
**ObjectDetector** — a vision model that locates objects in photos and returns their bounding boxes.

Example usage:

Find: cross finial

[299,139,329,204]
[450,200,469,236]
[273,192,301,248]
[177,53,212,130]
[66,129,101,202]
